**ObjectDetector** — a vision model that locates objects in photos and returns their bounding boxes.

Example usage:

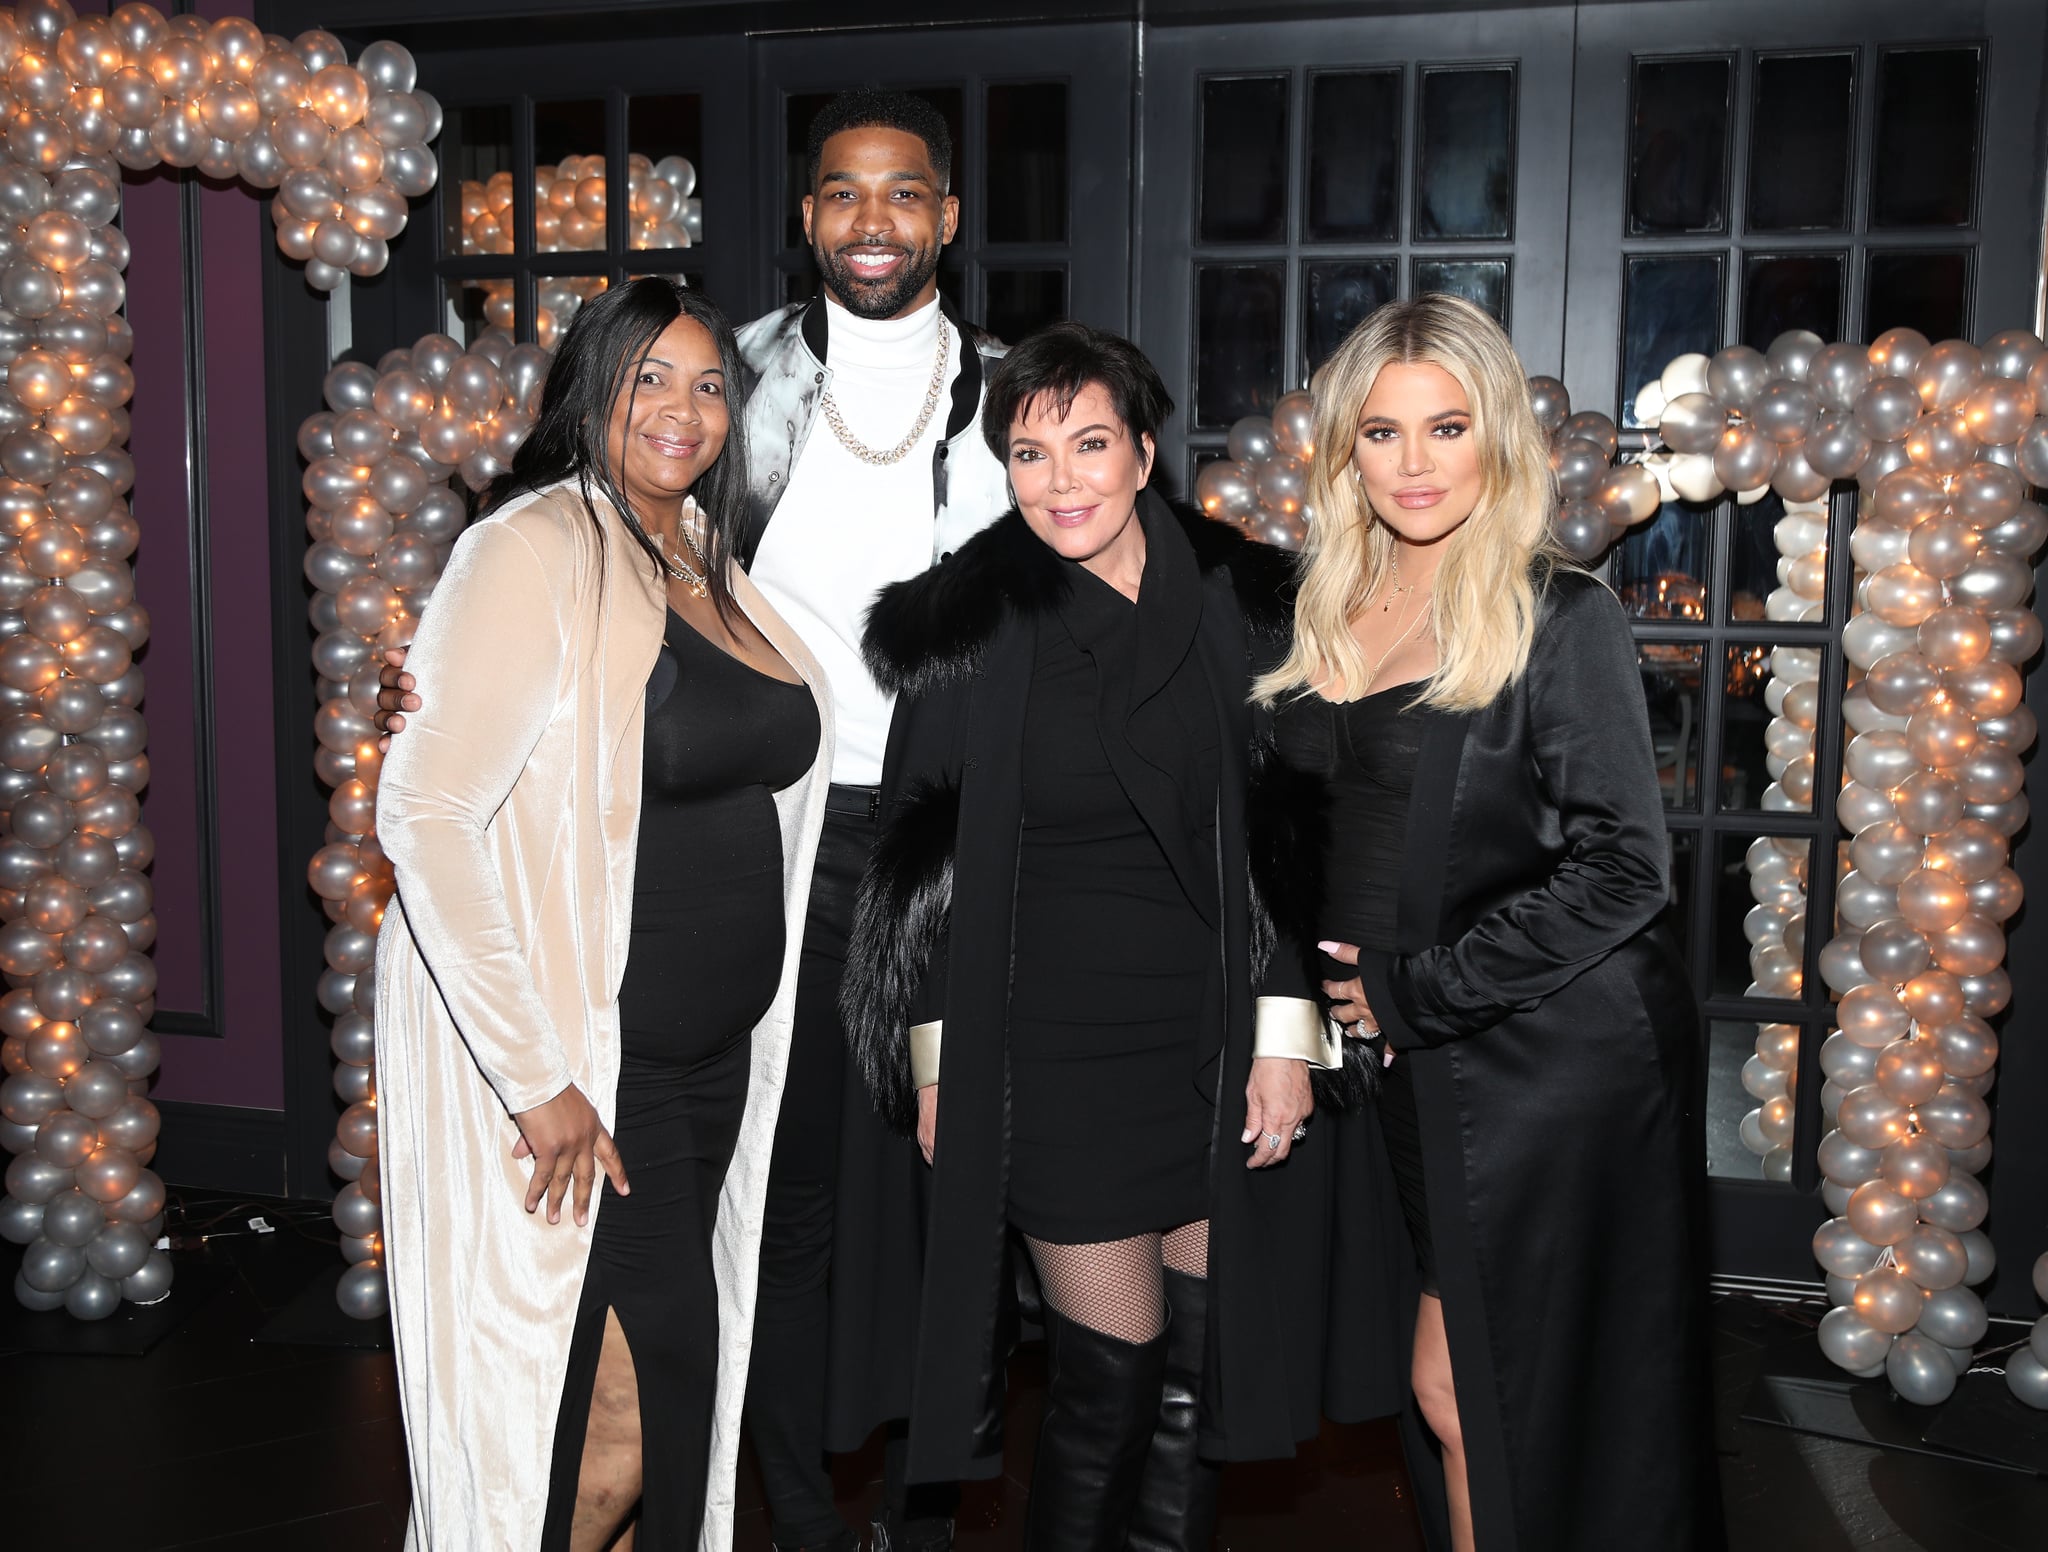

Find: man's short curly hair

[806,89,953,194]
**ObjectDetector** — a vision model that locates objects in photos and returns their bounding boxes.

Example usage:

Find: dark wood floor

[3,1190,2042,1551]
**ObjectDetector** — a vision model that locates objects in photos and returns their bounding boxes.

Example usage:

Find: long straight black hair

[484,276,751,621]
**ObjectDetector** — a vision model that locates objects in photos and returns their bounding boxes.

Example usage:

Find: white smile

[845,250,905,275]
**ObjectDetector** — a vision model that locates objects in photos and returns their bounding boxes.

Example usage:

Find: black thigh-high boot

[1124,1269,1220,1551]
[1025,1308,1171,1552]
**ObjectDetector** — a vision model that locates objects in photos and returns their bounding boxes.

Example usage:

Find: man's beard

[815,239,941,320]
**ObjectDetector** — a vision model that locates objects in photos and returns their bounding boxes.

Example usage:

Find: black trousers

[745,807,953,1546]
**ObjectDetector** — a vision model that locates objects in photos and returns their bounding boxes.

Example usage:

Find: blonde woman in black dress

[1267,295,1720,1551]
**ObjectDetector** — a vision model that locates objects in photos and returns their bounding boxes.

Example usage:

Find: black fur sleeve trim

[839,778,962,1135]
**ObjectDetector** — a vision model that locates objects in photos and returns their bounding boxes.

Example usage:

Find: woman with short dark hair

[842,321,1382,1549]
[374,277,833,1551]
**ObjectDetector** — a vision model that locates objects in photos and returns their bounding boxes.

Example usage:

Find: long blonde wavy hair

[1255,293,1567,710]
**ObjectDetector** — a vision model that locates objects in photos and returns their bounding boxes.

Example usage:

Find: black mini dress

[1279,683,1440,1295]
[1005,569,1222,1247]
[542,606,818,1551]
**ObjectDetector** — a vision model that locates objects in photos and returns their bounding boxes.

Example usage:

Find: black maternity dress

[1007,569,1220,1246]
[541,607,819,1550]
[1291,685,1442,1294]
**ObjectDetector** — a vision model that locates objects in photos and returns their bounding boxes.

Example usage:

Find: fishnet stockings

[1025,1220,1209,1345]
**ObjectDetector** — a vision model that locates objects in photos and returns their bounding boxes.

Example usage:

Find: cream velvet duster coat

[373,480,833,1551]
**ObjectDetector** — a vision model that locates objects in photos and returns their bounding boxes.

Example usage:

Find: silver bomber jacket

[735,295,1013,568]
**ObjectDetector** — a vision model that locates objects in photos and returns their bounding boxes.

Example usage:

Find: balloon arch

[0,2,437,1320]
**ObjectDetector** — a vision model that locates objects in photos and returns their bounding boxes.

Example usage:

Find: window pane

[984,268,1066,347]
[1200,76,1289,243]
[1641,641,1704,810]
[627,95,703,251]
[1747,54,1854,232]
[1628,56,1732,236]
[536,274,607,352]
[1620,253,1723,426]
[1306,70,1400,243]
[444,278,508,348]
[1303,259,1396,377]
[1872,48,1981,228]
[1715,833,1811,998]
[1668,829,1697,958]
[1195,263,1284,428]
[443,103,514,258]
[783,91,834,248]
[1721,641,1825,813]
[1864,251,1971,344]
[534,100,607,254]
[1414,66,1514,241]
[1611,500,1711,622]
[1707,1018,1800,1180]
[1741,253,1844,353]
[987,83,1068,245]
[1412,258,1508,325]
[1730,492,1829,626]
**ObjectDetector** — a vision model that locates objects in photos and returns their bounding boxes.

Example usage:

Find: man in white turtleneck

[747,295,959,787]
[733,91,1009,1552]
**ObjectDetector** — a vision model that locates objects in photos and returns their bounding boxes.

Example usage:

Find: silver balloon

[2006,1349,2048,1409]
[336,1259,388,1319]
[1813,1216,1882,1278]
[1854,377,1923,441]
[1766,329,1825,383]
[1852,1266,1926,1333]
[1917,1284,1988,1349]
[19,1233,86,1291]
[1818,1305,1893,1374]
[1752,380,1816,444]
[1706,345,1769,408]
[120,1247,172,1304]
[1225,415,1276,466]
[1980,328,2045,381]
[1893,1223,1967,1291]
[1885,1331,1958,1406]
[63,1266,121,1320]
[1655,392,1723,456]
[1959,1229,1997,1287]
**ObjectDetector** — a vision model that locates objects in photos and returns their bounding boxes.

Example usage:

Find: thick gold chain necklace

[818,316,951,466]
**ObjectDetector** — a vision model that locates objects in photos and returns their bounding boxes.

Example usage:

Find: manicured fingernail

[1317,940,1338,953]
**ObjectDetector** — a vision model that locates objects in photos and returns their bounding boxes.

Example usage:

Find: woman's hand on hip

[916,1084,938,1166]
[1320,940,1394,1066]
[374,646,420,749]
[1243,1056,1312,1168]
[510,1084,628,1226]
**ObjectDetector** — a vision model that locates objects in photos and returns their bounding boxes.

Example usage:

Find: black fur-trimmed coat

[840,491,1401,1484]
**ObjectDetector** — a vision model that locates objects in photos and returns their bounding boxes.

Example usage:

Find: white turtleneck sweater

[750,296,961,786]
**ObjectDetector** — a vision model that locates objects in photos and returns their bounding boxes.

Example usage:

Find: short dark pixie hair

[806,89,953,193]
[982,321,1175,461]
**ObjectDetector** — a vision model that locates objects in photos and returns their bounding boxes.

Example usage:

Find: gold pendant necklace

[819,317,952,466]
[1380,548,1418,612]
[658,507,711,599]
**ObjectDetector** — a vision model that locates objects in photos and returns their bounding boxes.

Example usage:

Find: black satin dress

[542,607,818,1551]
[1304,685,1441,1295]
[1007,567,1221,1245]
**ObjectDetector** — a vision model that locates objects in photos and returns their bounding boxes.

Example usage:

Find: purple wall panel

[120,0,283,1109]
